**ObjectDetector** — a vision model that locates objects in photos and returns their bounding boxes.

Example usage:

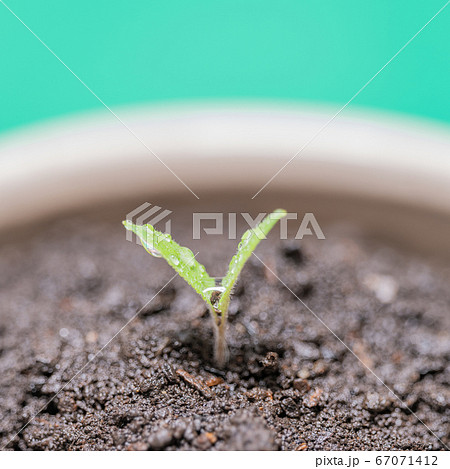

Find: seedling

[123,209,287,366]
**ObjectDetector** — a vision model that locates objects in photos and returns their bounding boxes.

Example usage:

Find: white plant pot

[1,103,449,256]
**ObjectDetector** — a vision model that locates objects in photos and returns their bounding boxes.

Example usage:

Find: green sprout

[123,209,287,366]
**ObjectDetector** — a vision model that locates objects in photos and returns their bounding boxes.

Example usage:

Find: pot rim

[1,102,449,231]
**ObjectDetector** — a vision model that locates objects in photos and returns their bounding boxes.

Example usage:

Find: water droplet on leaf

[202,277,225,295]
[142,240,162,258]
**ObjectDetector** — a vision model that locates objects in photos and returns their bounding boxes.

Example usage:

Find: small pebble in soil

[161,363,178,383]
[281,242,304,264]
[261,351,279,370]
[193,432,217,450]
[281,397,301,418]
[222,411,278,451]
[293,378,311,393]
[245,387,273,401]
[296,442,308,451]
[205,376,224,387]
[85,330,98,343]
[305,388,324,408]
[362,273,398,303]
[148,427,174,450]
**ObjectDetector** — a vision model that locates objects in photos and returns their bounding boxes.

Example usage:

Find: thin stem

[212,311,229,367]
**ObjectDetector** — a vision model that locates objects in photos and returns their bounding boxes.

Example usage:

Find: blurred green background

[1,0,449,135]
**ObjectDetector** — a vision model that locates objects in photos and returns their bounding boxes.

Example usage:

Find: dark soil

[0,214,449,450]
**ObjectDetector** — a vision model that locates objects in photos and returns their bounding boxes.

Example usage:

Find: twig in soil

[176,369,213,398]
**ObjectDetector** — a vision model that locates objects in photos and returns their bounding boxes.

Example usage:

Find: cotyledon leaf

[122,221,215,307]
[217,209,287,313]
